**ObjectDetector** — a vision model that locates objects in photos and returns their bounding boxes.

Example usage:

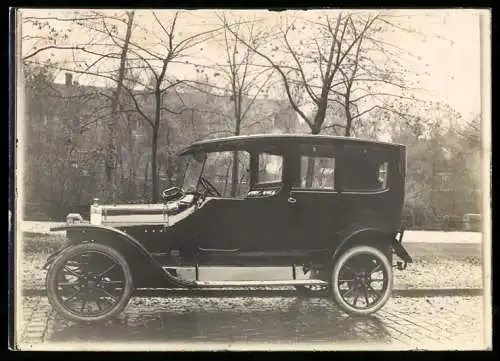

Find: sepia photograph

[11,8,491,351]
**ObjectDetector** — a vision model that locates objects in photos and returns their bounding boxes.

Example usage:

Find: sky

[19,8,488,120]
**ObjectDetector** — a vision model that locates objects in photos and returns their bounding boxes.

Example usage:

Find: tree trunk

[151,87,162,203]
[230,119,241,197]
[126,114,136,200]
[305,157,315,188]
[344,86,352,137]
[151,127,159,203]
[105,10,135,203]
[151,82,162,203]
[305,124,321,187]
[150,60,169,203]
[313,101,328,132]
[117,133,124,189]
[143,156,149,201]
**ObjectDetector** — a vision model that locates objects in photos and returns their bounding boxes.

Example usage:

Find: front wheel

[46,243,134,323]
[331,245,393,316]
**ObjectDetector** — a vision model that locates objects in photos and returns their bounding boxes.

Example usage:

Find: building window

[437,172,452,192]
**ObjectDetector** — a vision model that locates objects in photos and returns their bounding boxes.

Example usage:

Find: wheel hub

[353,271,370,287]
[80,275,101,289]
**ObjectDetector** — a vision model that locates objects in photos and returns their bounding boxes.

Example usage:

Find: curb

[392,288,483,298]
[21,287,484,298]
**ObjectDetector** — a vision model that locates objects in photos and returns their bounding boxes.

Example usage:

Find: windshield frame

[180,152,207,194]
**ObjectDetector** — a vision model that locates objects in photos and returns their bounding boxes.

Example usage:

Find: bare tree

[221,13,381,186]
[22,10,139,202]
[23,63,109,218]
[331,16,431,138]
[104,11,135,201]
[222,12,433,141]
[210,15,275,196]
[22,10,223,202]
[113,11,222,202]
[21,10,441,205]
[223,13,380,135]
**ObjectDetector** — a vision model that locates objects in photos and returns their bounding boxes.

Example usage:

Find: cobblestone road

[16,294,487,351]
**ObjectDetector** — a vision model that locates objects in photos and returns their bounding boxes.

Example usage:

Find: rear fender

[333,226,412,264]
[44,224,194,288]
[392,229,413,264]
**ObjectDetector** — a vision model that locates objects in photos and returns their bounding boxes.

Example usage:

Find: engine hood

[90,194,196,228]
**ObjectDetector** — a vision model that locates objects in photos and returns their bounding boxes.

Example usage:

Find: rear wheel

[331,245,393,316]
[46,243,133,323]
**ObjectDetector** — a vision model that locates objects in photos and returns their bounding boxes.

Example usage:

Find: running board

[193,280,328,288]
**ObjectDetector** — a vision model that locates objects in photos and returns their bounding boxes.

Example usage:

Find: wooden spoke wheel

[46,243,133,323]
[331,245,393,316]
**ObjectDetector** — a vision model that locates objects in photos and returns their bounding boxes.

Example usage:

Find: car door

[194,150,291,265]
[285,144,345,251]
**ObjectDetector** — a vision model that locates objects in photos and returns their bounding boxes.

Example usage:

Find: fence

[402,213,481,232]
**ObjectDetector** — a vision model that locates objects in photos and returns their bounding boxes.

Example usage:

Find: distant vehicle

[44,134,412,323]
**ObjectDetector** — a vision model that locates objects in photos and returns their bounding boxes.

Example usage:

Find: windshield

[181,153,205,192]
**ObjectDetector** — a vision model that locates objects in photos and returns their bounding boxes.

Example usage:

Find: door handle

[287,197,297,204]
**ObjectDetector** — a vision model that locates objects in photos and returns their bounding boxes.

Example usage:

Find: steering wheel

[199,177,222,197]
[161,186,184,202]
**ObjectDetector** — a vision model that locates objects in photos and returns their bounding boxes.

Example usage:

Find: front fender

[42,224,151,269]
[44,224,194,288]
[42,238,72,269]
[49,223,153,257]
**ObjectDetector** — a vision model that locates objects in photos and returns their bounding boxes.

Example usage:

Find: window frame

[437,171,452,192]
[201,150,251,199]
[339,145,392,194]
[254,151,284,186]
[296,154,337,192]
[289,143,339,193]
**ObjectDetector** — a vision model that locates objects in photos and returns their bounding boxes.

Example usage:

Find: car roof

[179,134,405,156]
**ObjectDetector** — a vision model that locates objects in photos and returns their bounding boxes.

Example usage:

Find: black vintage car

[44,134,412,323]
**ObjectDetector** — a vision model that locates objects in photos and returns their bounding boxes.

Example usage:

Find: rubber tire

[46,243,134,324]
[331,245,393,316]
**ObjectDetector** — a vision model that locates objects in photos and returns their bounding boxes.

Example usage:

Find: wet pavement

[16,293,486,350]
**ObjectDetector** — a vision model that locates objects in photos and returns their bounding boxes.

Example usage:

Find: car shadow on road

[46,296,393,345]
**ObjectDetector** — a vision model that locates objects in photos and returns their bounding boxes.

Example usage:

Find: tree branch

[282,26,319,104]
[222,19,312,128]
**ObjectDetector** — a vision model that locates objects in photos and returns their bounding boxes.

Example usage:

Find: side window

[378,162,389,189]
[203,151,250,198]
[300,156,335,189]
[342,146,389,192]
[257,153,283,183]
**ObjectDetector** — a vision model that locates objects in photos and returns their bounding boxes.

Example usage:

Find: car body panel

[48,134,411,283]
[48,223,195,288]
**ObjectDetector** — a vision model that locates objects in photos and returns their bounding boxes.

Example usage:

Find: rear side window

[378,162,388,189]
[257,153,283,183]
[300,156,335,190]
[341,146,389,192]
